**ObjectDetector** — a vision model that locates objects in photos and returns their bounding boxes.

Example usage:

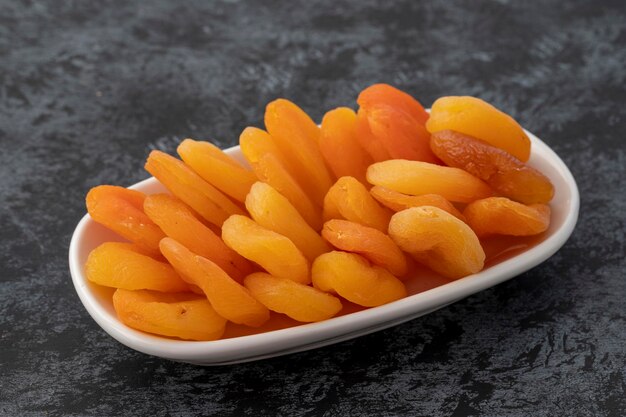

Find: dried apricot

[144,150,245,227]
[265,99,334,206]
[358,83,429,125]
[320,107,373,184]
[240,127,322,230]
[245,182,330,262]
[113,289,226,341]
[222,215,310,284]
[430,130,554,204]
[312,251,407,307]
[367,160,492,203]
[426,96,531,161]
[355,108,391,162]
[244,272,342,322]
[177,139,256,203]
[144,194,253,282]
[86,242,190,292]
[370,186,466,221]
[388,206,485,279]
[322,219,408,277]
[86,185,165,257]
[463,197,551,237]
[323,176,393,232]
[160,238,270,327]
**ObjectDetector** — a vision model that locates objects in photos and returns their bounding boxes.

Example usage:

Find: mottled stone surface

[1,0,624,415]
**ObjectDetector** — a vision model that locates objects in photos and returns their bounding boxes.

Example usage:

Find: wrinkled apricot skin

[86,242,191,292]
[265,99,334,206]
[144,150,245,227]
[370,186,466,221]
[160,238,270,327]
[426,96,531,162]
[312,251,407,307]
[244,272,342,322]
[144,194,253,282]
[245,182,330,262]
[367,160,492,203]
[322,220,408,277]
[388,207,485,279]
[430,130,554,204]
[177,139,256,203]
[86,185,165,257]
[320,107,373,184]
[222,215,310,284]
[464,197,551,237]
[113,289,226,341]
[240,127,322,230]
[323,176,393,232]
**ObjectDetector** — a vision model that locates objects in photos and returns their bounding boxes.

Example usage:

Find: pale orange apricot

[113,289,226,341]
[370,186,466,221]
[222,215,310,284]
[367,160,492,203]
[245,182,330,262]
[244,272,342,322]
[312,251,407,307]
[177,139,256,203]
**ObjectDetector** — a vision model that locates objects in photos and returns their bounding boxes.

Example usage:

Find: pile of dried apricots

[84,84,554,341]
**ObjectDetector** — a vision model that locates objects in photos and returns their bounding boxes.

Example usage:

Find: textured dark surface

[1,0,625,416]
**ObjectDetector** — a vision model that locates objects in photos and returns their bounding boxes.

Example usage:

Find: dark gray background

[1,0,624,416]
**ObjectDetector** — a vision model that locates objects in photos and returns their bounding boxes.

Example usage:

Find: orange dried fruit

[358,83,429,125]
[240,127,322,230]
[86,242,191,292]
[222,215,310,284]
[160,238,270,327]
[355,108,392,162]
[370,186,466,221]
[322,219,408,277]
[323,176,393,232]
[144,194,253,282]
[320,107,373,184]
[244,272,342,323]
[388,206,485,279]
[86,185,165,257]
[367,160,492,203]
[463,197,551,237]
[265,99,334,206]
[312,251,407,307]
[177,139,256,203]
[113,289,226,341]
[426,96,531,161]
[430,130,554,204]
[245,182,330,262]
[144,150,245,227]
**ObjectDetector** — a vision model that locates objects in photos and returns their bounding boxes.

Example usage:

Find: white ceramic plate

[69,129,579,365]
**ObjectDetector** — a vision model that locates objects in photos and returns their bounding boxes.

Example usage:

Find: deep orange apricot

[86,185,165,257]
[322,219,408,277]
[244,272,342,322]
[160,238,270,327]
[113,289,226,341]
[144,194,253,282]
[355,108,391,162]
[357,83,429,125]
[144,150,245,227]
[463,197,551,237]
[430,130,554,204]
